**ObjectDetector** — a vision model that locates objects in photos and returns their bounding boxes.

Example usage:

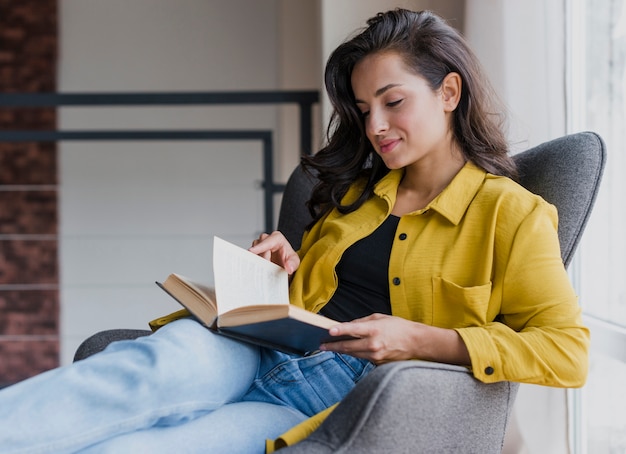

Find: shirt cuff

[455,326,504,383]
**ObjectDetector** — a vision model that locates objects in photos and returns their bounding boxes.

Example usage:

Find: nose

[366,109,389,136]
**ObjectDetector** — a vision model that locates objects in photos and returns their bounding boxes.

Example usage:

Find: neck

[392,149,466,215]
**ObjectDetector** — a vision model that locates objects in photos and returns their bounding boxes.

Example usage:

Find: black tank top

[319,215,400,322]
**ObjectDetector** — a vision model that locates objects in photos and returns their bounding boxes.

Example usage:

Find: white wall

[276,1,322,178]
[58,0,285,364]
[465,0,567,152]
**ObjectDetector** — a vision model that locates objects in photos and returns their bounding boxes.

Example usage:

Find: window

[568,0,626,451]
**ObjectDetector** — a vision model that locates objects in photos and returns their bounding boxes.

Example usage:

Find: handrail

[0,90,320,232]
[0,90,318,156]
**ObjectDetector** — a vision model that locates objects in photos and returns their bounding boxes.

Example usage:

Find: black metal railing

[0,90,319,232]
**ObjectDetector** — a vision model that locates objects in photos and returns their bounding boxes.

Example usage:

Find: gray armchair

[74,131,606,453]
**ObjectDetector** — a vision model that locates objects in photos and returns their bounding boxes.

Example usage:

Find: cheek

[404,107,443,136]
[395,111,421,136]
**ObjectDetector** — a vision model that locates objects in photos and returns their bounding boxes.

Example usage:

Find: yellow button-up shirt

[289,162,588,387]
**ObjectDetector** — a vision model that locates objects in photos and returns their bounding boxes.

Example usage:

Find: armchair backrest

[278,131,606,267]
[277,164,316,251]
[513,131,606,267]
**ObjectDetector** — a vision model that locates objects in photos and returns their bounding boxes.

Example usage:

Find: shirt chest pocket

[432,277,492,328]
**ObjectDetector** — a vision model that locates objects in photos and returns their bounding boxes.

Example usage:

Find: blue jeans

[0,318,374,453]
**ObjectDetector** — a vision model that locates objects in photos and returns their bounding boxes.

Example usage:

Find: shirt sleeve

[265,405,337,452]
[456,201,589,387]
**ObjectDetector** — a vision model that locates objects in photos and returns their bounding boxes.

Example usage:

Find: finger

[248,231,282,254]
[250,233,269,246]
[319,338,376,359]
[251,235,275,262]
[248,232,299,273]
[328,319,376,338]
[281,253,300,274]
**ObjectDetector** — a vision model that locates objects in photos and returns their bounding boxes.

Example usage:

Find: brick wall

[0,0,59,386]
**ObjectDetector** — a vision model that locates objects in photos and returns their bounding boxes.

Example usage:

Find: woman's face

[351,51,458,171]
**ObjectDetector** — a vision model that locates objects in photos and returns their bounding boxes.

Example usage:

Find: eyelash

[360,99,403,118]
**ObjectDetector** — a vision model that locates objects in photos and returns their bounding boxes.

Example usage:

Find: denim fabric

[0,318,373,454]
[245,349,374,417]
[80,402,307,454]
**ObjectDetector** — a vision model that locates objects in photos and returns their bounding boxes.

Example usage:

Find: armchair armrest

[280,360,518,454]
[73,329,151,362]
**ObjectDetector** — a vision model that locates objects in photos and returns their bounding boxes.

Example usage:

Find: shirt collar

[374,162,487,225]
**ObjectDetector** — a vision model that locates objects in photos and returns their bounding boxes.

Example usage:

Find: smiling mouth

[378,139,400,154]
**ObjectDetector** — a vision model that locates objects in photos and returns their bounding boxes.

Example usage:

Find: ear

[441,72,461,112]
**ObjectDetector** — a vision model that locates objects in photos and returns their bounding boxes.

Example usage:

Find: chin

[381,158,406,170]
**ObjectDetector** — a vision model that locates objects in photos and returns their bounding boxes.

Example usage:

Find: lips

[378,138,400,154]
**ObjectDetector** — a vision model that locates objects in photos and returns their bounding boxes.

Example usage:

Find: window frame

[566,0,626,452]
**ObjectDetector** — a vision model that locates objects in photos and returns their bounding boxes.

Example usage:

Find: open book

[156,236,349,355]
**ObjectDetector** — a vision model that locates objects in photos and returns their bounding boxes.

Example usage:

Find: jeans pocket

[244,352,373,416]
[334,353,375,381]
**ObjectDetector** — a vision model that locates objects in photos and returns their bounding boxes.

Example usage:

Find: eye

[360,110,370,118]
[387,99,403,108]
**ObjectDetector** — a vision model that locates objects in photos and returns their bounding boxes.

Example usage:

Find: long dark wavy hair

[302,9,517,224]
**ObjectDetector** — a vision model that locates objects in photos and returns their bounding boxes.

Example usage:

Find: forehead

[351,52,425,96]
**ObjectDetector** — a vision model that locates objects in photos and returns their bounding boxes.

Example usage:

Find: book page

[213,236,290,315]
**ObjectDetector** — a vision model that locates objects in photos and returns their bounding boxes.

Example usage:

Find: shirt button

[399,233,407,240]
[484,366,494,375]
[392,277,401,286]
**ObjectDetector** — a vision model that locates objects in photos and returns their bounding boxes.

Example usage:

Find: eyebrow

[354,84,403,104]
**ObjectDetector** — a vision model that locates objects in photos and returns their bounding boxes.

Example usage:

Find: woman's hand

[248,231,300,275]
[320,313,471,366]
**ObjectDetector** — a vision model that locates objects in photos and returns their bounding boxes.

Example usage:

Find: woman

[0,9,587,454]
